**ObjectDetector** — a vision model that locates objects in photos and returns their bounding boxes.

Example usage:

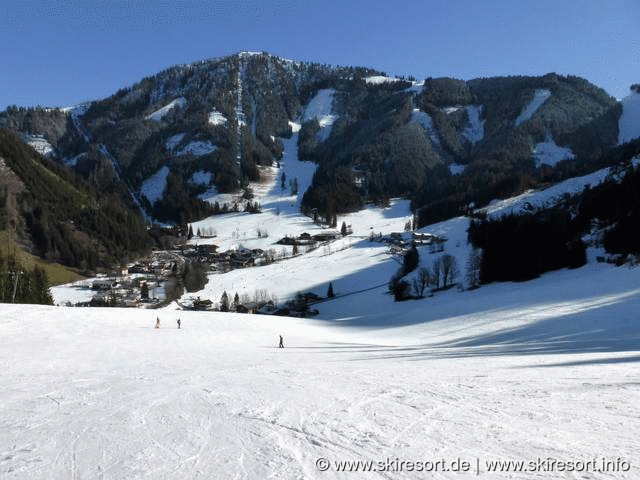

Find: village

[59,227,445,315]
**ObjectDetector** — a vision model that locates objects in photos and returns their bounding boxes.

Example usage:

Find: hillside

[0,128,152,271]
[0,53,628,229]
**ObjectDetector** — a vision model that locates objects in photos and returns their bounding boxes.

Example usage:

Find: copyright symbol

[316,457,330,471]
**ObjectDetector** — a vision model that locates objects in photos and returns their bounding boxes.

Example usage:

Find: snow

[288,121,301,133]
[63,153,85,167]
[449,163,465,175]
[7,138,640,477]
[190,170,212,185]
[403,80,424,94]
[140,166,169,205]
[145,97,186,121]
[533,134,575,167]
[302,89,338,142]
[3,258,640,478]
[364,75,402,85]
[165,133,185,151]
[410,109,440,145]
[482,159,639,219]
[208,110,228,126]
[514,89,551,126]
[462,105,484,144]
[23,134,54,156]
[176,141,217,156]
[442,106,461,114]
[618,91,640,144]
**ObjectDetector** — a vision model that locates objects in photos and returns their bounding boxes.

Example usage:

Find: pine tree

[327,282,334,298]
[220,291,229,312]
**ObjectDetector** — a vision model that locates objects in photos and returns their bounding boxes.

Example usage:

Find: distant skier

[155,317,160,329]
[279,335,284,348]
[177,318,181,329]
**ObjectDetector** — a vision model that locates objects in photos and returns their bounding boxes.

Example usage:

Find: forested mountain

[0,52,632,231]
[0,128,152,271]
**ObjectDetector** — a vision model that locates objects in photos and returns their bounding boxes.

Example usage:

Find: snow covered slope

[145,97,186,121]
[619,91,640,144]
[2,260,639,478]
[515,89,551,126]
[302,89,338,141]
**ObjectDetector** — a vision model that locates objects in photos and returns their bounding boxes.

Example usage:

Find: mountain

[0,128,152,271]
[0,52,633,230]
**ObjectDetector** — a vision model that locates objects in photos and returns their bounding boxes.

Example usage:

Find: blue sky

[1,0,638,109]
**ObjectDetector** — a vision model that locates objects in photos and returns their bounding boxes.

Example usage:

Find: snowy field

[2,257,640,479]
[15,84,640,479]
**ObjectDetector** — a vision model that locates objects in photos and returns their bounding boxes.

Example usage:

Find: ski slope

[2,258,640,479]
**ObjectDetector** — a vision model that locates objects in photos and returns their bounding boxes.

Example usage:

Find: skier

[177,318,181,329]
[279,335,284,348]
[155,317,160,329]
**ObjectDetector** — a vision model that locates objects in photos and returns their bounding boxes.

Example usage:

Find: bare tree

[432,257,442,289]
[442,254,458,287]
[412,266,431,297]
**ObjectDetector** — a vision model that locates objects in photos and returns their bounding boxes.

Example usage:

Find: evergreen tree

[327,282,335,298]
[220,291,229,312]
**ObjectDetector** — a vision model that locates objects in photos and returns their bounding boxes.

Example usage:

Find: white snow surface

[618,91,640,144]
[3,258,640,478]
[23,134,54,156]
[145,97,186,121]
[302,89,338,142]
[514,89,551,126]
[533,134,575,167]
[190,170,212,185]
[462,105,485,144]
[140,166,169,205]
[449,163,465,175]
[176,141,217,156]
[410,109,440,145]
[208,110,228,126]
[165,133,185,151]
[482,159,639,219]
[363,75,402,85]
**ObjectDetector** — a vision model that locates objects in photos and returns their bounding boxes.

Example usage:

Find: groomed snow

[302,89,338,142]
[618,91,640,144]
[533,135,575,167]
[462,105,485,145]
[140,166,169,205]
[145,97,186,122]
[364,75,402,85]
[410,109,440,145]
[2,257,639,478]
[515,89,551,126]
